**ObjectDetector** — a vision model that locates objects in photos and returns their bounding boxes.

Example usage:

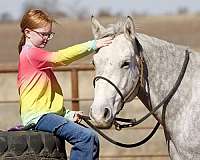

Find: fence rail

[0,64,94,111]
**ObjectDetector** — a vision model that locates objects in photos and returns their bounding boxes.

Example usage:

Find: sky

[1,0,200,20]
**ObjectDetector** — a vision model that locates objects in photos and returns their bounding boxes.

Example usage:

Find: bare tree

[0,12,13,22]
[63,0,90,19]
[177,7,189,15]
[22,0,66,18]
[97,9,112,17]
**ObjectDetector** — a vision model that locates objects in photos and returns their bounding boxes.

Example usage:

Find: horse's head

[90,16,143,128]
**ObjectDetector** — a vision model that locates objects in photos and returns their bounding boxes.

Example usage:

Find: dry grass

[0,15,200,65]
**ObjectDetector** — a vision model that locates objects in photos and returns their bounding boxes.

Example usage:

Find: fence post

[71,68,79,111]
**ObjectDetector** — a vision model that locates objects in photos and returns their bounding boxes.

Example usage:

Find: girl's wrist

[91,40,97,50]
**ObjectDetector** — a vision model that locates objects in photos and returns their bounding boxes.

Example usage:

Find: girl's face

[25,23,54,48]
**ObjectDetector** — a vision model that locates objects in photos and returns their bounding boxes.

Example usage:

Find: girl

[17,9,112,160]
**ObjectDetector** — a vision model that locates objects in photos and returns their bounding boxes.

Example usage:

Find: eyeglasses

[32,30,55,40]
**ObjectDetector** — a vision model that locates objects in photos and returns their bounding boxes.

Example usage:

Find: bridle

[93,74,140,116]
[91,36,146,129]
[82,35,190,148]
[93,36,144,115]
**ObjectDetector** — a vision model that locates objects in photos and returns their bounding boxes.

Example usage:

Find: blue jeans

[35,113,99,160]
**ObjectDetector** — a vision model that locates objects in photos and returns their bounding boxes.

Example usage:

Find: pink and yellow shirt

[17,41,94,126]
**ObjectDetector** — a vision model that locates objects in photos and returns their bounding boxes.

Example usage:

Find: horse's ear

[91,16,105,39]
[124,16,136,40]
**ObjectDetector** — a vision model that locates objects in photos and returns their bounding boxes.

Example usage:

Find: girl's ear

[24,28,31,38]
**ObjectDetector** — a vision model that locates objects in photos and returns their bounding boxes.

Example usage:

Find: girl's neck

[24,39,34,47]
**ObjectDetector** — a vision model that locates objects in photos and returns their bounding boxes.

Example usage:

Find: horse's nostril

[104,108,111,119]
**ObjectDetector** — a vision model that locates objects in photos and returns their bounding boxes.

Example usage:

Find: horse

[89,16,200,160]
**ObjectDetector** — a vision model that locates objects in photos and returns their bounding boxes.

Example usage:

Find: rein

[82,115,160,148]
[82,49,190,148]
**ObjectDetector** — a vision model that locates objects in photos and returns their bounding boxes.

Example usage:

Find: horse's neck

[137,33,189,122]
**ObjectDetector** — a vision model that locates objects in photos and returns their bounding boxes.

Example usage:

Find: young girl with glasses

[18,9,112,160]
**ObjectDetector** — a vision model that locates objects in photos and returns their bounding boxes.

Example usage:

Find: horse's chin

[93,121,113,129]
[90,117,113,129]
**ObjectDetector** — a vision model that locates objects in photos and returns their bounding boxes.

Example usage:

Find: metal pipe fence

[0,64,94,111]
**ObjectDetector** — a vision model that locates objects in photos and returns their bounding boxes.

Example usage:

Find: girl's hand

[73,111,84,123]
[95,37,113,49]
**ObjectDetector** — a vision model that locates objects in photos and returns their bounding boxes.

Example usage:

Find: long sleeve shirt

[17,41,94,126]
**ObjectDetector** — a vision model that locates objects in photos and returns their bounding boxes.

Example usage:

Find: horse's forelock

[98,19,125,39]
[97,18,143,58]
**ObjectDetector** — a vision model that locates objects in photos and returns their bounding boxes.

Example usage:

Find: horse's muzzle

[89,107,113,129]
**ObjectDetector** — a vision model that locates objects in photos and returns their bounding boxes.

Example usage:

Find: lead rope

[82,115,160,148]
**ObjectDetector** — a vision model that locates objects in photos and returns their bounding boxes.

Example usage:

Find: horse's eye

[121,61,130,68]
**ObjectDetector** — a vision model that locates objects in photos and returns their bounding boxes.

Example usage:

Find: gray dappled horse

[89,16,200,160]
